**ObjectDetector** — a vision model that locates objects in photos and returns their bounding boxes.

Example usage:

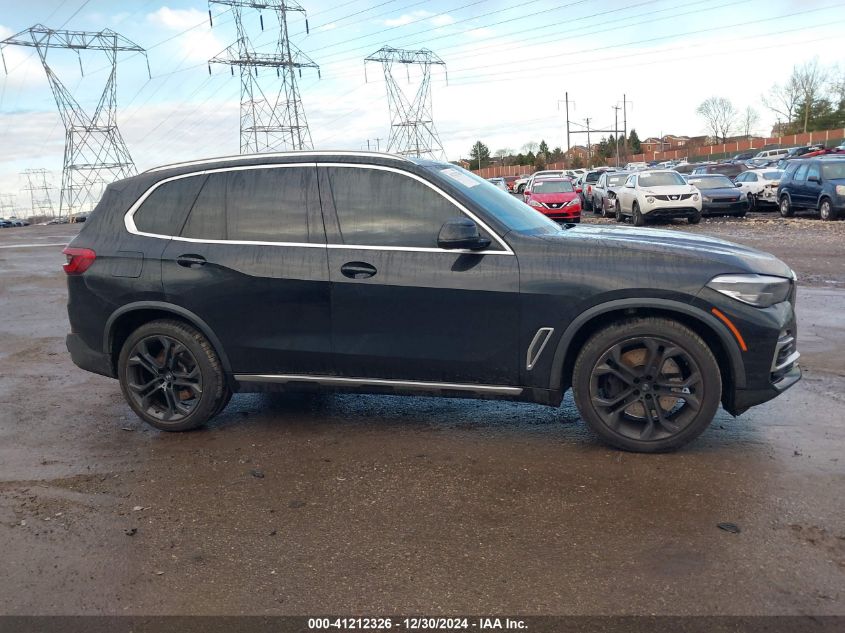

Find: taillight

[63,247,96,275]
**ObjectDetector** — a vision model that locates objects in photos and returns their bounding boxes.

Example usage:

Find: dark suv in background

[65,152,800,452]
[778,158,845,220]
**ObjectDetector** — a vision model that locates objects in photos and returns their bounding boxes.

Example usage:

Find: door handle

[340,261,377,279]
[176,254,207,268]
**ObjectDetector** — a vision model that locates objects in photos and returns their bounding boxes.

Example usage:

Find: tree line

[468,131,643,170]
[697,56,844,143]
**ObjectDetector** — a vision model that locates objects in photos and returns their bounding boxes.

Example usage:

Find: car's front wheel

[632,202,645,226]
[614,201,623,222]
[118,319,228,431]
[572,317,722,452]
[779,195,794,217]
[688,211,702,224]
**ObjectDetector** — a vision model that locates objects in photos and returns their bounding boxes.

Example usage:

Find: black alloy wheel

[118,319,227,431]
[572,318,721,452]
[125,336,202,422]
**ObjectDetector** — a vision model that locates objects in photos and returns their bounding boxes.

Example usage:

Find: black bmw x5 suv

[65,152,801,452]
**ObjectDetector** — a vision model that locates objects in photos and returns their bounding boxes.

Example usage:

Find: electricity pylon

[365,47,447,160]
[22,169,56,218]
[0,25,147,219]
[0,194,16,218]
[208,1,319,153]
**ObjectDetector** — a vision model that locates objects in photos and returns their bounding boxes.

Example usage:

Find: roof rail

[143,150,412,174]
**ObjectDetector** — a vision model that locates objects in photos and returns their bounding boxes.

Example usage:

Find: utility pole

[560,93,620,167]
[557,93,573,154]
[612,105,621,167]
[585,118,592,163]
[0,194,16,218]
[208,0,319,153]
[1,25,148,219]
[365,46,446,160]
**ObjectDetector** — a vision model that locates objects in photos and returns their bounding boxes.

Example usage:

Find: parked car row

[0,217,30,228]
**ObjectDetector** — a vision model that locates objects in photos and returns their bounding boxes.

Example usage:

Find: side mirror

[735,182,743,187]
[438,218,491,251]
[808,175,820,183]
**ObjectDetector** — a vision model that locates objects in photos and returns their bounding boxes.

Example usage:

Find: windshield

[428,164,562,234]
[585,172,602,183]
[689,176,734,189]
[607,175,628,186]
[821,162,845,180]
[762,171,783,180]
[533,180,574,193]
[638,172,686,187]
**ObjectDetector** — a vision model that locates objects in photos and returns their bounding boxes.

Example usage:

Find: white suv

[614,170,702,226]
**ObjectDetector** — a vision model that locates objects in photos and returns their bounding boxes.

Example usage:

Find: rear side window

[794,164,809,181]
[179,166,319,242]
[133,175,205,235]
[325,167,464,248]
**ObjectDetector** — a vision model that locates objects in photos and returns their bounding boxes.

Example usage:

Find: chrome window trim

[143,150,410,173]
[319,162,513,255]
[526,327,554,371]
[124,161,514,256]
[234,373,523,395]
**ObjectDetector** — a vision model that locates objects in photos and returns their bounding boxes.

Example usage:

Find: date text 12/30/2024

[307,618,528,630]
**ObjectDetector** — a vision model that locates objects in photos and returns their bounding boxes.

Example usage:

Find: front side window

[806,164,820,181]
[134,175,206,235]
[326,167,468,248]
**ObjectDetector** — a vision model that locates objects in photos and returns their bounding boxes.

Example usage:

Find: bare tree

[762,74,801,131]
[696,96,737,143]
[522,141,539,154]
[829,64,845,107]
[795,57,828,133]
[742,106,760,139]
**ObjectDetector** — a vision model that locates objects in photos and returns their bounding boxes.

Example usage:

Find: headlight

[692,193,700,201]
[645,196,655,203]
[528,199,543,207]
[836,185,845,196]
[702,195,712,203]
[564,199,578,207]
[706,274,792,307]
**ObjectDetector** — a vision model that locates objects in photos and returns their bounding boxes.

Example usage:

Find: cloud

[431,15,455,27]
[146,7,222,63]
[384,10,433,27]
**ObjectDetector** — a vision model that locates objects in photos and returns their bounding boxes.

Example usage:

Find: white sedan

[734,169,784,209]
[614,170,702,226]
[487,177,509,192]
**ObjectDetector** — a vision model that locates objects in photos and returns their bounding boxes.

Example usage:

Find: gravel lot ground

[0,218,842,616]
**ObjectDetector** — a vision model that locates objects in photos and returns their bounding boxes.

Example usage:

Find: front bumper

[702,200,749,215]
[642,206,700,219]
[67,333,115,378]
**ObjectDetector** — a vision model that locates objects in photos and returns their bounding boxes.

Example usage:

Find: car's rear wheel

[572,317,722,452]
[118,319,227,431]
[632,203,645,226]
[614,201,623,222]
[517,184,525,194]
[779,195,794,217]
[819,198,835,221]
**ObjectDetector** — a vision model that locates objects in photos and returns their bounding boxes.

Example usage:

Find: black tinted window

[226,167,317,242]
[134,175,205,235]
[181,173,226,240]
[807,163,820,181]
[180,167,318,242]
[326,167,464,248]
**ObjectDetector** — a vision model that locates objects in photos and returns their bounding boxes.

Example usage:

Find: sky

[0,0,843,214]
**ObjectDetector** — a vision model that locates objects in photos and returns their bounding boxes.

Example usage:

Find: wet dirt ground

[0,219,842,616]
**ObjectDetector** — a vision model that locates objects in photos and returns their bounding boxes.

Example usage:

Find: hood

[698,186,741,197]
[536,224,793,279]
[641,185,697,195]
[529,191,578,202]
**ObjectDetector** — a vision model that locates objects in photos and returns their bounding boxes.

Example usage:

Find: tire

[632,202,645,226]
[118,319,227,431]
[571,317,722,453]
[747,193,756,211]
[614,201,623,222]
[819,198,836,221]
[734,209,747,218]
[603,199,615,218]
[779,195,794,218]
[517,184,525,194]
[688,211,702,224]
[592,198,601,215]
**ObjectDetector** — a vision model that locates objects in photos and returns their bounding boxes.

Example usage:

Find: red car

[524,178,582,222]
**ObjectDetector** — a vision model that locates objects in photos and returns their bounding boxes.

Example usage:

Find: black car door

[156,164,332,375]
[805,162,823,209]
[318,163,520,386]
[791,163,810,208]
